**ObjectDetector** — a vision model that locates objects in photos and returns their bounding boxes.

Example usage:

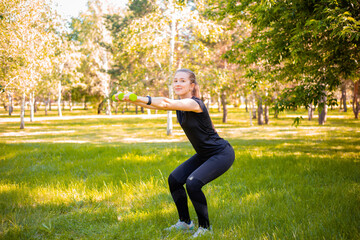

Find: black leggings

[168,144,235,228]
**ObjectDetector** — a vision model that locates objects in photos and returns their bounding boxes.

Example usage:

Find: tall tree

[108,0,235,128]
[0,0,60,128]
[107,0,227,132]
[211,0,360,124]
[69,0,114,115]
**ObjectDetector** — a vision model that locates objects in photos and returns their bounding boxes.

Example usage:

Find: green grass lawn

[0,107,359,239]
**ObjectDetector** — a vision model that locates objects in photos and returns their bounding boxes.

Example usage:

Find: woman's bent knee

[185,177,204,193]
[168,174,183,189]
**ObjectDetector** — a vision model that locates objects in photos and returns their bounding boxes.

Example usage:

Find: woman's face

[173,72,194,98]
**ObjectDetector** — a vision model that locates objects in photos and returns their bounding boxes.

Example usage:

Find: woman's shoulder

[191,96,202,102]
[191,96,203,105]
[191,96,207,113]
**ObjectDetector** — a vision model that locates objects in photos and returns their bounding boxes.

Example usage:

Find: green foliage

[212,0,360,112]
[0,0,61,96]
[67,0,114,113]
[105,0,232,101]
[128,0,155,17]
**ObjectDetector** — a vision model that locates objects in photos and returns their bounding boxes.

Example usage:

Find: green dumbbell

[128,93,137,101]
[112,92,125,101]
[112,92,137,101]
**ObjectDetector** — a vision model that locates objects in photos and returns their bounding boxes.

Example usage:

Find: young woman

[120,69,235,238]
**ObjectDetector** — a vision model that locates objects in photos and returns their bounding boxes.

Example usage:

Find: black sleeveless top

[176,96,229,157]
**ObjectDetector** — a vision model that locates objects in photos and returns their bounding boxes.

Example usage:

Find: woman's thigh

[170,154,204,184]
[188,144,235,185]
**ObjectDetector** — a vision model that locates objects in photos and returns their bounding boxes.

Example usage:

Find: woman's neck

[179,93,193,99]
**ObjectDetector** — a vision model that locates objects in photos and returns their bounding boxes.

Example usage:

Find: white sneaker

[165,220,195,231]
[192,227,212,238]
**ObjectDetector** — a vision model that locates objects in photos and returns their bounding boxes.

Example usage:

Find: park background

[1,0,359,239]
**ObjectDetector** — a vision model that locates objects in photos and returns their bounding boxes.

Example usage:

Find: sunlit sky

[50,0,128,19]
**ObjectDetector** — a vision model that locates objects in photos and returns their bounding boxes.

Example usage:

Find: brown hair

[175,68,201,98]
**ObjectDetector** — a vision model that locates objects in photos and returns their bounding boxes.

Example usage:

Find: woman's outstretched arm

[128,100,159,110]
[123,94,202,113]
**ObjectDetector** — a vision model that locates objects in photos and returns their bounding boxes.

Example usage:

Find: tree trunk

[252,94,256,119]
[234,95,239,108]
[69,92,73,111]
[221,91,227,123]
[249,101,253,126]
[217,94,221,112]
[115,103,118,114]
[34,97,38,113]
[20,93,25,129]
[308,103,314,121]
[48,93,51,111]
[274,109,279,118]
[105,98,111,115]
[84,97,88,110]
[166,0,176,136]
[57,80,62,117]
[272,94,278,118]
[45,98,48,116]
[353,81,359,119]
[264,103,269,124]
[8,93,13,116]
[206,93,210,110]
[318,93,327,125]
[341,83,347,112]
[98,101,103,114]
[30,92,34,122]
[249,92,253,126]
[135,105,138,114]
[245,96,248,113]
[257,96,264,125]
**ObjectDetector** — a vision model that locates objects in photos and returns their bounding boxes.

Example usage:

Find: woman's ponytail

[193,83,200,98]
